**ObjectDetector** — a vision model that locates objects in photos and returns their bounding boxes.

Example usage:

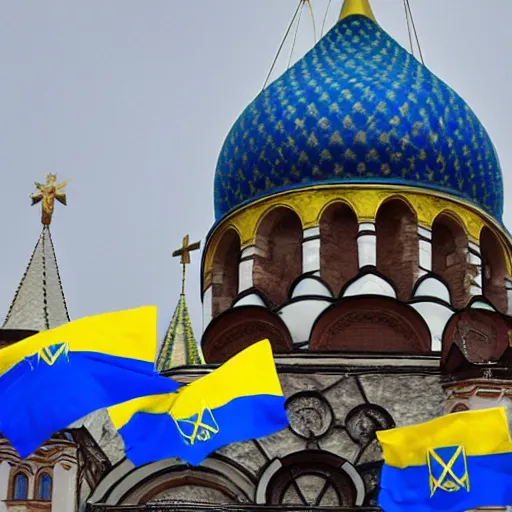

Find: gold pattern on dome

[214,10,502,222]
[30,174,69,226]
[202,184,512,287]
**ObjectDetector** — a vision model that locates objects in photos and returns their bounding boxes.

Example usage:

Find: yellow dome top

[339,0,376,22]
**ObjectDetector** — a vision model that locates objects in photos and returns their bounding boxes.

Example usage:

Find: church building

[2,0,512,510]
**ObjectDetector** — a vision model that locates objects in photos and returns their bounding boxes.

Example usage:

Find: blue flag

[377,407,512,512]
[0,306,180,458]
[108,339,289,466]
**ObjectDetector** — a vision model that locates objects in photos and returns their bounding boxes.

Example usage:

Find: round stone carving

[285,391,333,440]
[345,404,394,445]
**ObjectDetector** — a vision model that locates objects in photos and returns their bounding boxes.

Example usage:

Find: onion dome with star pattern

[213,2,503,223]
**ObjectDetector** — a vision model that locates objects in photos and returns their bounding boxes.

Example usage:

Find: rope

[403,0,414,57]
[304,0,317,44]
[262,0,303,90]
[320,0,333,38]
[287,2,304,68]
[404,0,425,65]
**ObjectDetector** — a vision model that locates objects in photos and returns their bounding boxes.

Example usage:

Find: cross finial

[30,174,69,226]
[172,234,201,295]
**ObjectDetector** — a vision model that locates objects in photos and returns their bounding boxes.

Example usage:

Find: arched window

[263,451,363,507]
[376,198,418,300]
[480,227,508,313]
[211,229,241,318]
[432,213,469,308]
[37,472,52,501]
[12,472,29,500]
[319,202,358,296]
[253,207,302,305]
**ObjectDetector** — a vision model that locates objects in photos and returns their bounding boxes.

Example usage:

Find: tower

[2,174,70,337]
[156,235,205,373]
[87,1,512,509]
[196,0,511,506]
[0,176,110,512]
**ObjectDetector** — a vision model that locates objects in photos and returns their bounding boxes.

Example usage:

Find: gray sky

[1,0,511,342]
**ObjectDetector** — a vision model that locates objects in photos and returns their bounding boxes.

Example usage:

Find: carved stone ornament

[345,404,395,446]
[286,391,334,440]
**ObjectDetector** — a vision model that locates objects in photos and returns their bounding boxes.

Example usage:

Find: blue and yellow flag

[108,339,288,466]
[377,407,512,512]
[0,306,180,458]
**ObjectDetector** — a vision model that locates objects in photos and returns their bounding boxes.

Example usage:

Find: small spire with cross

[172,234,201,295]
[30,174,69,226]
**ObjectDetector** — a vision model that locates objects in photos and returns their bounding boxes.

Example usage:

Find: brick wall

[432,214,469,308]
[211,229,241,318]
[253,208,303,305]
[376,200,419,300]
[319,203,358,296]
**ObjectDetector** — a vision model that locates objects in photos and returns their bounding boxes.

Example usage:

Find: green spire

[156,234,203,372]
[155,294,204,372]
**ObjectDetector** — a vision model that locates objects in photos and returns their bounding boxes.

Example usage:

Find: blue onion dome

[214,6,503,222]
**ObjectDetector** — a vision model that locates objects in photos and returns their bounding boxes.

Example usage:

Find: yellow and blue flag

[0,306,180,458]
[377,407,512,512]
[108,339,288,466]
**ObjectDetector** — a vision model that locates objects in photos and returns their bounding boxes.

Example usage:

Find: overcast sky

[1,0,511,344]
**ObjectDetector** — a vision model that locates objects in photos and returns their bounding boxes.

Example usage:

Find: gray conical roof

[3,226,69,331]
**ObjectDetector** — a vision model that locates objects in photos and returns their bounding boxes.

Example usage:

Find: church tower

[2,174,70,339]
[87,1,512,509]
[196,0,511,506]
[0,176,111,512]
[156,235,205,373]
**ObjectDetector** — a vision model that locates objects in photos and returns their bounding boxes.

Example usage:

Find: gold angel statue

[30,174,69,225]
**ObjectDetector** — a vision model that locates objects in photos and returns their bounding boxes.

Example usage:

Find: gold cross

[172,234,201,295]
[30,174,69,226]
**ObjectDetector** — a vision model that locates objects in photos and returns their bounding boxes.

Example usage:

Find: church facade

[2,1,512,511]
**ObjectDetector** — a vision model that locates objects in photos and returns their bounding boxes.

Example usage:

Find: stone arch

[432,212,470,309]
[253,206,303,305]
[89,457,254,506]
[123,470,242,504]
[211,228,241,318]
[309,296,431,353]
[375,197,419,300]
[201,305,293,363]
[480,227,508,313]
[319,201,358,296]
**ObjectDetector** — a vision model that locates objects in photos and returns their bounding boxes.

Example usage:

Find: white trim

[341,461,366,506]
[255,459,282,504]
[357,223,376,268]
